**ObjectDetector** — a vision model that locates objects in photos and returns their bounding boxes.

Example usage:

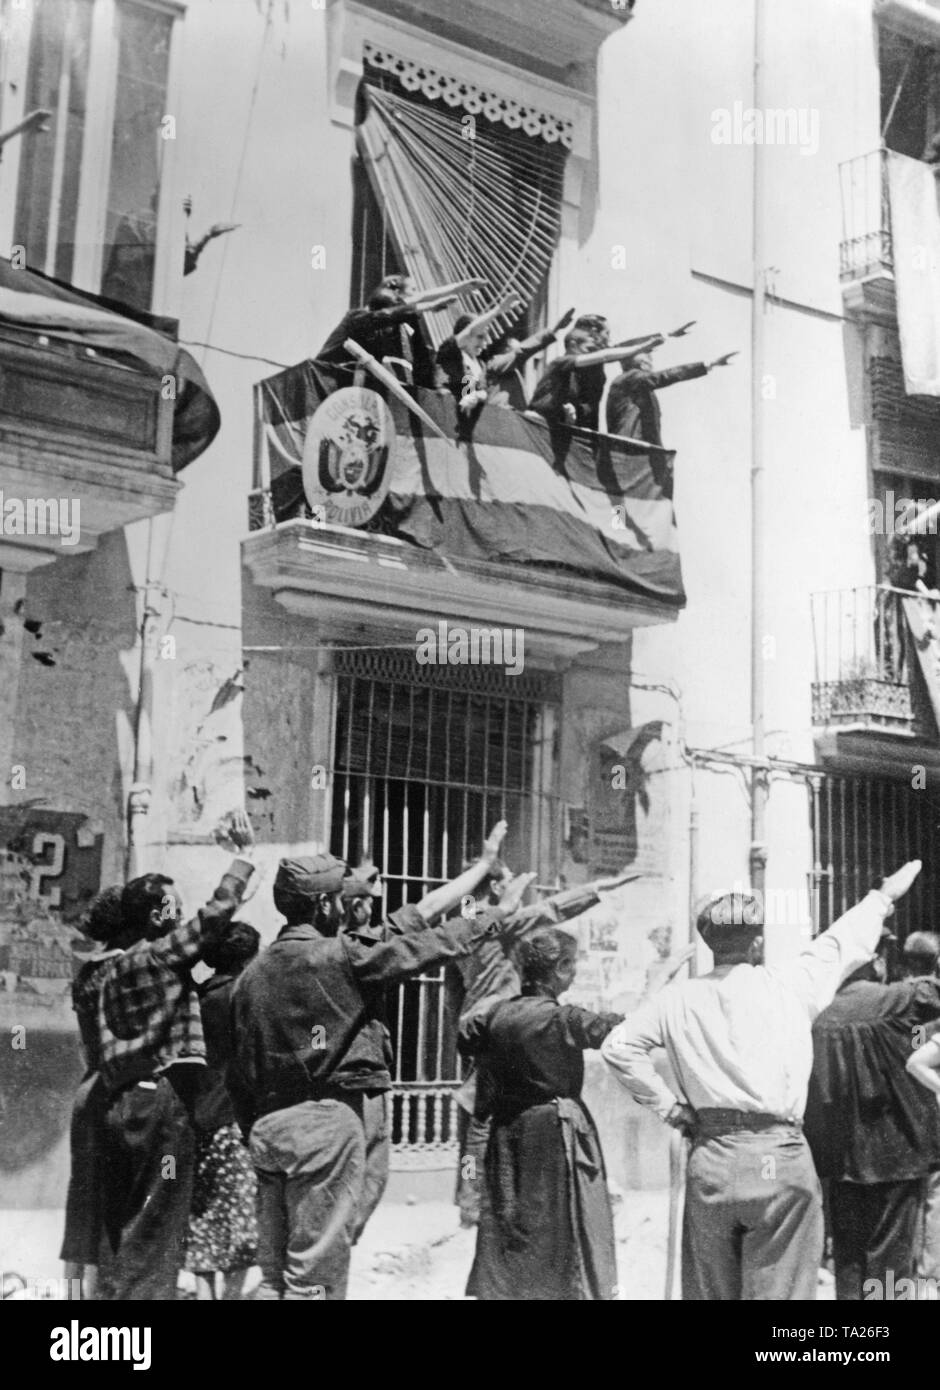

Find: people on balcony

[317,273,487,387]
[606,343,738,447]
[434,292,525,416]
[528,317,665,431]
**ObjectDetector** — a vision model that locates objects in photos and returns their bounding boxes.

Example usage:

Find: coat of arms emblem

[301,386,395,527]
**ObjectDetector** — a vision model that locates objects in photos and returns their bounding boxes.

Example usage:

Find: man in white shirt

[601,860,921,1300]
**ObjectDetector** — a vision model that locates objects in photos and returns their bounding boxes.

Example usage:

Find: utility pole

[750,0,769,897]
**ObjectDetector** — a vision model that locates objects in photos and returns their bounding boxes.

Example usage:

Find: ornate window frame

[325,0,597,316]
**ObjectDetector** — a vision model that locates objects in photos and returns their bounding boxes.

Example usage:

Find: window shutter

[355,74,566,347]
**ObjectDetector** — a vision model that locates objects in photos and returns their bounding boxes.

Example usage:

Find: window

[13,0,176,312]
[328,647,559,1155]
[13,0,93,284]
[100,1,173,310]
[880,26,940,160]
[352,60,566,347]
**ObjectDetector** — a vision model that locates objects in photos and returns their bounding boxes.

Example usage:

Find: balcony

[839,149,896,321]
[811,585,939,756]
[0,326,178,571]
[242,517,677,667]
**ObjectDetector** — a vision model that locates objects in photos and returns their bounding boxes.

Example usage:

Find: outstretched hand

[668,320,696,338]
[880,859,922,905]
[554,306,576,334]
[495,871,536,920]
[709,351,739,369]
[482,820,508,865]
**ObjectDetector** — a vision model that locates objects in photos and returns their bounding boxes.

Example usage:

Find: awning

[0,259,220,470]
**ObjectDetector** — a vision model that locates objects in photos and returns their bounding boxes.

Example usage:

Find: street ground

[3,1190,836,1300]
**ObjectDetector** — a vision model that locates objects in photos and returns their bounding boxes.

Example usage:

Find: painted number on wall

[28,833,66,907]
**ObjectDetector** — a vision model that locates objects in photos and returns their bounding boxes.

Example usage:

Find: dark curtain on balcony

[355,72,566,348]
[0,257,220,469]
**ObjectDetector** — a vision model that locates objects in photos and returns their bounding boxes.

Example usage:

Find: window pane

[13,0,93,282]
[100,1,172,311]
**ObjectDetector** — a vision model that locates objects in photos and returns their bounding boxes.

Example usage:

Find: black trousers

[97,1074,196,1300]
[829,1178,923,1301]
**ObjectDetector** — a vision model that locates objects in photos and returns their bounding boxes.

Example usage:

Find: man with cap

[601,860,921,1300]
[228,823,516,1299]
[317,273,487,387]
[804,924,940,1299]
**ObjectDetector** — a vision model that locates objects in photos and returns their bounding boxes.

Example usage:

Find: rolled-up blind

[355,74,566,347]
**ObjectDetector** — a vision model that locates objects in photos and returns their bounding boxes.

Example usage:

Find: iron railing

[839,148,893,282]
[810,584,936,731]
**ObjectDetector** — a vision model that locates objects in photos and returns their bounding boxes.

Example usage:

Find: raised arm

[572,336,665,370]
[409,277,488,306]
[773,860,921,1013]
[415,820,508,922]
[455,294,524,346]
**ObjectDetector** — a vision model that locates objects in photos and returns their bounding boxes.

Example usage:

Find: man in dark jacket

[229,833,514,1300]
[804,942,940,1300]
[606,345,737,446]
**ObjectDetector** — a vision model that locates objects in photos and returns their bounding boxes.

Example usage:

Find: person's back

[806,976,940,1183]
[232,926,395,1116]
[649,965,817,1117]
[476,994,619,1117]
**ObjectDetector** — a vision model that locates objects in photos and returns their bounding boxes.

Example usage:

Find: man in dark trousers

[804,930,940,1299]
[94,839,255,1300]
[228,827,516,1300]
[606,343,738,445]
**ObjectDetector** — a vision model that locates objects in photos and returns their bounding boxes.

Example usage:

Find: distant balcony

[811,585,937,738]
[0,325,178,571]
[839,149,896,320]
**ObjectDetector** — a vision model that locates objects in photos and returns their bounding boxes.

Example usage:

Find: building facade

[2,0,939,1228]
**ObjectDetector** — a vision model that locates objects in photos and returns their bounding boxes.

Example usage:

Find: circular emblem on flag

[301,386,395,528]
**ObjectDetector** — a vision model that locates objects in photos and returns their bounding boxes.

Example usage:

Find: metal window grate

[328,648,561,1161]
[807,771,940,938]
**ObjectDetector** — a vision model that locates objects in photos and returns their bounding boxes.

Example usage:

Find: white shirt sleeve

[770,888,892,1016]
[600,995,679,1121]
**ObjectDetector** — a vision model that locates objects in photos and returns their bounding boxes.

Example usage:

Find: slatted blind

[355,69,566,348]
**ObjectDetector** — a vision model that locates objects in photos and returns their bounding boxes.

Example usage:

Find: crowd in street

[48,798,940,1302]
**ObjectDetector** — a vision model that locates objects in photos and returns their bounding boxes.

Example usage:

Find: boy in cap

[602,860,921,1300]
[229,823,514,1299]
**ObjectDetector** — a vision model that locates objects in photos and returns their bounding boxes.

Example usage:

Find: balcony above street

[242,518,677,667]
[0,326,178,571]
[811,583,940,770]
[840,149,897,323]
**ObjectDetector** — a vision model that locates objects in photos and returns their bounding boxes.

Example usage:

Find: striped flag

[255,359,684,607]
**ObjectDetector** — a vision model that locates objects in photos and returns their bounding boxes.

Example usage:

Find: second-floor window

[13,0,175,313]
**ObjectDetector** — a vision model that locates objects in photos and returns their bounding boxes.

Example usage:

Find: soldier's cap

[274,853,348,902]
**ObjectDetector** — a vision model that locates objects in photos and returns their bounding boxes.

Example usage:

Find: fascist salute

[227,821,518,1300]
[317,272,488,386]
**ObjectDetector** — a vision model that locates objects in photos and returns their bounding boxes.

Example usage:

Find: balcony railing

[811,584,936,735]
[839,149,893,283]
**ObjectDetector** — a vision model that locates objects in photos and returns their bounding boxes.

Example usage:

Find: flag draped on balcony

[355,73,566,347]
[0,257,220,469]
[254,360,685,608]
